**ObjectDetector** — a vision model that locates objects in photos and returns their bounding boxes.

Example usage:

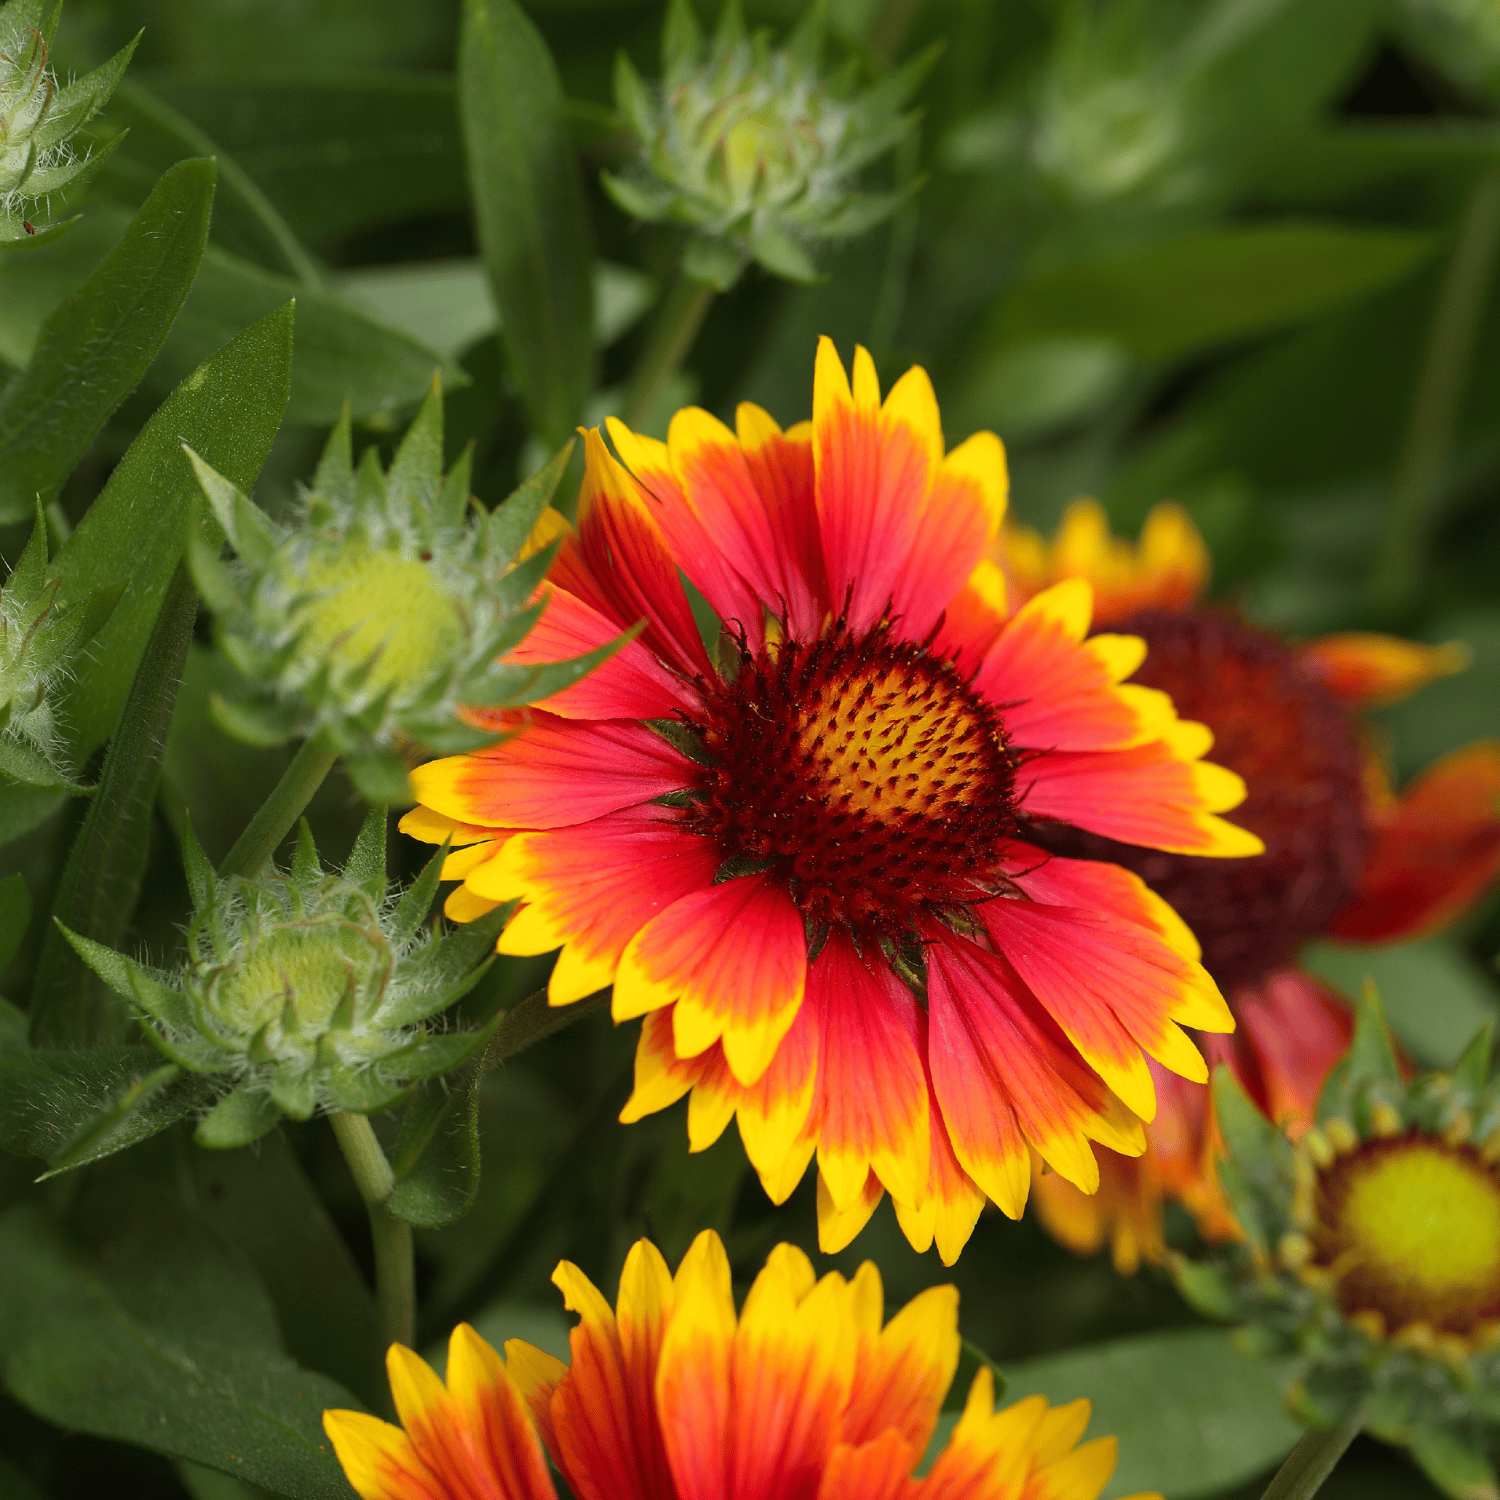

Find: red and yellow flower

[402,340,1259,1263]
[1002,498,1500,1268]
[324,1229,1162,1500]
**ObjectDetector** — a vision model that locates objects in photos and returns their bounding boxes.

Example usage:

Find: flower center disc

[689,625,1018,937]
[1314,1138,1500,1335]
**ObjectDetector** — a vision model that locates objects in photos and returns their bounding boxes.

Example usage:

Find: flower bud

[1180,987,1500,1499]
[0,503,114,789]
[0,2,135,244]
[185,379,609,802]
[604,0,934,289]
[61,809,508,1147]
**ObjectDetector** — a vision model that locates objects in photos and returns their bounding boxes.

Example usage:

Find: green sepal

[1170,1257,1241,1322]
[179,816,216,915]
[388,375,445,515]
[35,1061,193,1179]
[11,500,49,599]
[183,447,282,567]
[317,1058,412,1115]
[600,170,679,225]
[0,736,78,793]
[344,804,389,892]
[784,0,826,68]
[684,234,747,290]
[489,439,575,560]
[1408,1425,1500,1500]
[384,902,513,1028]
[290,818,323,885]
[749,226,820,284]
[614,51,656,141]
[712,0,746,53]
[662,0,704,81]
[268,1063,317,1121]
[1453,1021,1494,1093]
[186,528,245,618]
[313,404,356,507]
[347,751,412,807]
[435,444,474,532]
[491,538,560,612]
[1316,980,1402,1124]
[465,626,639,710]
[389,843,448,949]
[195,1086,281,1149]
[380,1028,491,1082]
[1211,1063,1289,1256]
[207,691,302,750]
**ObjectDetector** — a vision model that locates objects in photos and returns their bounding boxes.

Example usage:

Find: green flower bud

[0,0,136,246]
[1179,988,1500,1500]
[185,379,612,803]
[0,502,115,790]
[60,810,508,1149]
[605,0,934,290]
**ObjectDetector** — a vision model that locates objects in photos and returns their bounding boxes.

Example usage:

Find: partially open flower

[1182,990,1500,1500]
[605,0,932,288]
[186,381,608,801]
[59,810,506,1148]
[326,1227,1163,1500]
[0,502,114,790]
[0,0,135,244]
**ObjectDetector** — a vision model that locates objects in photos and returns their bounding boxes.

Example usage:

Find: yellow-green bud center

[299,547,463,698]
[211,921,383,1036]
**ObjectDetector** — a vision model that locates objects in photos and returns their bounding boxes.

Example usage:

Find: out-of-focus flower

[0,0,135,244]
[59,810,505,1147]
[604,0,932,289]
[1186,992,1500,1500]
[402,337,1261,1264]
[325,1227,1163,1500]
[999,500,1500,1272]
[185,382,607,802]
[0,502,115,790]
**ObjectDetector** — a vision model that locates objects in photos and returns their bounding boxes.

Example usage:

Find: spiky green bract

[59,810,511,1149]
[1178,987,1500,1500]
[0,1,136,246]
[185,380,605,802]
[0,502,116,789]
[604,0,934,290]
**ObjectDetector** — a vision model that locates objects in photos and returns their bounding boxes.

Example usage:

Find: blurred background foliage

[3,0,1500,1497]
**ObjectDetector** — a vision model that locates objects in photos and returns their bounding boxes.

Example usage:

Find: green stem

[621,275,714,430]
[1370,169,1500,615]
[482,985,612,1068]
[218,734,340,879]
[1259,1412,1364,1500]
[329,1111,416,1353]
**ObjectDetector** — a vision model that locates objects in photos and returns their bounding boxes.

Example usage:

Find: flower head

[1001,502,1500,1274]
[0,502,113,790]
[60,810,505,1146]
[605,0,931,288]
[403,338,1259,1264]
[1185,991,1500,1498]
[0,1,135,244]
[186,382,606,802]
[324,1228,1163,1500]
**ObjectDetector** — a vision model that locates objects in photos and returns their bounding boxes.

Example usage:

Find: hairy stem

[218,734,340,880]
[1259,1412,1363,1500]
[329,1111,416,1353]
[1370,169,1500,615]
[621,275,714,430]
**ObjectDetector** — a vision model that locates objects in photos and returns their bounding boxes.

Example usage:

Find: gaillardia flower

[402,338,1259,1263]
[325,1228,1163,1500]
[0,501,115,791]
[60,810,505,1148]
[1188,992,1500,1500]
[605,0,931,288]
[1000,500,1500,1271]
[0,1,134,244]
[186,383,604,803]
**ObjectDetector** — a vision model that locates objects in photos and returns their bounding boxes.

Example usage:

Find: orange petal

[1329,740,1500,943]
[322,1410,446,1500]
[1298,631,1470,710]
[816,1432,918,1500]
[615,872,808,1086]
[817,1166,886,1254]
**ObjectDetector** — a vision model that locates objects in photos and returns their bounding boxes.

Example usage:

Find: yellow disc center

[1340,1143,1500,1296]
[299,546,463,696]
[796,659,1002,827]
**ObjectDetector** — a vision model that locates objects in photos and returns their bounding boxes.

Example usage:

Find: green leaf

[388,1072,482,1229]
[0,1194,362,1499]
[29,567,200,1046]
[345,750,413,807]
[994,223,1434,362]
[0,873,29,975]
[1408,1424,1500,1500]
[0,158,215,523]
[459,0,596,446]
[0,1017,210,1175]
[1001,1328,1302,1500]
[52,303,294,763]
[147,75,467,246]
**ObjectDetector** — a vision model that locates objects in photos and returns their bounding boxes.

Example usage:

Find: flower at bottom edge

[402,337,1258,1264]
[323,1229,1165,1500]
[1183,989,1500,1500]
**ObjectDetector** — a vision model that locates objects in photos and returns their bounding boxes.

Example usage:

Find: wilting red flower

[1002,499,1500,1267]
[402,340,1259,1263]
[324,1230,1163,1500]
